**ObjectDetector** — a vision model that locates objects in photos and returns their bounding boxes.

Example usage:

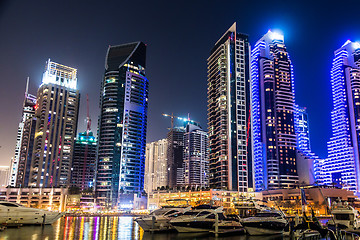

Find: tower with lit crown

[251,31,298,190]
[29,59,80,188]
[323,41,360,192]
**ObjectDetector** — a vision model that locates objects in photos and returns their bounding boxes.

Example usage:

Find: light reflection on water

[0,216,287,240]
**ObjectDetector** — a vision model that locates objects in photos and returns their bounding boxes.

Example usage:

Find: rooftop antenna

[25,77,29,98]
[86,94,91,135]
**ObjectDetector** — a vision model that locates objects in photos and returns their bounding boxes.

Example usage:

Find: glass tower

[323,40,360,192]
[96,42,148,208]
[71,131,97,191]
[182,123,209,187]
[207,23,252,192]
[251,31,298,191]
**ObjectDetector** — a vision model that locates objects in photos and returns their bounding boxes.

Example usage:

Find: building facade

[181,123,209,187]
[96,42,148,208]
[29,59,80,188]
[71,131,97,191]
[167,127,185,188]
[15,117,37,187]
[251,31,298,191]
[144,138,168,193]
[207,23,252,192]
[0,187,67,211]
[0,166,10,188]
[323,41,360,192]
[9,78,37,187]
[294,105,317,185]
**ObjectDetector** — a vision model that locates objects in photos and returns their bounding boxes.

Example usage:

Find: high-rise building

[29,59,80,188]
[181,123,209,187]
[9,78,37,187]
[323,41,360,192]
[207,23,252,192]
[71,131,97,191]
[251,31,298,191]
[96,42,148,208]
[295,106,312,154]
[15,117,36,187]
[167,127,185,188]
[294,105,317,185]
[144,139,168,193]
[0,166,10,188]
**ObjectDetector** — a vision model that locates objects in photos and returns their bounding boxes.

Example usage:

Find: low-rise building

[262,186,359,215]
[0,187,67,211]
[148,189,260,210]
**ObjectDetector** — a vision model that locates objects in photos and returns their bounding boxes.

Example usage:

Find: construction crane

[162,113,200,129]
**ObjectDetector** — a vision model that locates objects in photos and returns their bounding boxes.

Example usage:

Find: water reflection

[0,216,286,240]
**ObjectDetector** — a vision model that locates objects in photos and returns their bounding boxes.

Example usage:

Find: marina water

[0,216,296,240]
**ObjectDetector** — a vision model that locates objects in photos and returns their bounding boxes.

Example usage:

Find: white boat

[210,214,244,236]
[0,201,64,225]
[234,199,262,218]
[135,205,191,231]
[170,205,225,233]
[241,208,287,235]
[328,200,360,229]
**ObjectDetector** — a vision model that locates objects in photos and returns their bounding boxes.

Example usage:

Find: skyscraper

[29,59,80,188]
[15,116,36,187]
[144,138,168,193]
[181,123,209,187]
[71,131,97,191]
[167,127,185,188]
[294,105,317,185]
[207,23,252,192]
[0,166,10,188]
[96,42,148,208]
[9,78,37,187]
[323,41,360,192]
[295,106,312,154]
[251,31,298,191]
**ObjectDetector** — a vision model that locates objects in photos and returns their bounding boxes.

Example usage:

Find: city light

[268,30,284,41]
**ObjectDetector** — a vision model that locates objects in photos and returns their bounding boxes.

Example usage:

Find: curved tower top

[105,42,146,71]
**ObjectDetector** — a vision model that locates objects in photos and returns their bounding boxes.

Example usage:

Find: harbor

[0,215,360,240]
[2,195,360,240]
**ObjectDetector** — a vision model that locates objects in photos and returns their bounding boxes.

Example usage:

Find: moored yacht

[240,208,287,235]
[328,200,360,229]
[170,205,225,233]
[0,201,64,225]
[135,205,191,231]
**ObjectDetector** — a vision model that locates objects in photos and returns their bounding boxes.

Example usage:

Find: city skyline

[2,1,360,167]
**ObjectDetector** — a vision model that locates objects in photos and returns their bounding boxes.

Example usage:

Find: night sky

[1,0,360,166]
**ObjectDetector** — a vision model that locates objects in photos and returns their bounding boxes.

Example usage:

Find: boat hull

[135,217,173,231]
[242,221,286,235]
[171,220,215,233]
[0,211,64,225]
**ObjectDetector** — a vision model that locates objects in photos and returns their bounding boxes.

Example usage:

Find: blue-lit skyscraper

[251,31,298,191]
[323,40,360,192]
[294,105,317,185]
[295,106,311,154]
[96,42,148,208]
